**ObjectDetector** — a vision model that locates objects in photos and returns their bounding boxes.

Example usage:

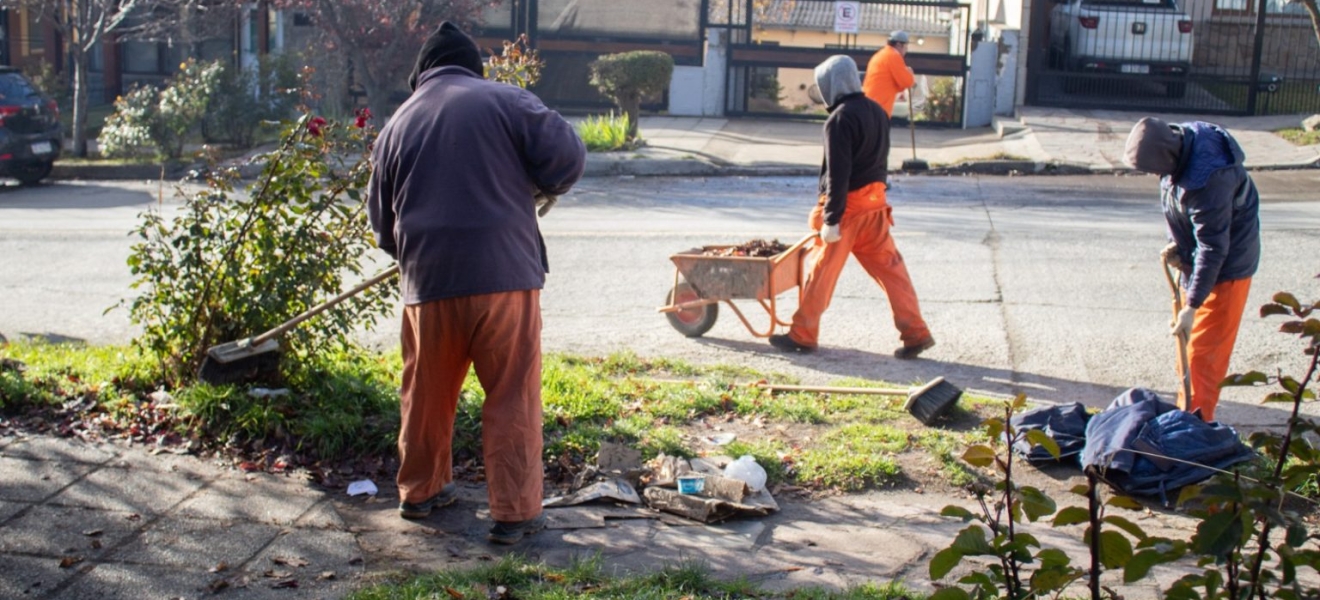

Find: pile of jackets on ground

[1010,387,1256,503]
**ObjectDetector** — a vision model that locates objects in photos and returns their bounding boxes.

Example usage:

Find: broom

[196,265,400,385]
[900,90,929,172]
[756,377,962,425]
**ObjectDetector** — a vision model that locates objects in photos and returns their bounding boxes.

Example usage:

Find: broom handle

[1161,258,1193,410]
[756,382,907,396]
[252,264,400,346]
[908,90,917,161]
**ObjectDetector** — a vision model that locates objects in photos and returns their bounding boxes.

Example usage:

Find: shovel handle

[1161,258,1193,410]
[252,264,400,346]
[756,382,907,396]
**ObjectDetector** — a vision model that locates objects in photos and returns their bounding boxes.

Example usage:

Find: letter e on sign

[834,1,860,34]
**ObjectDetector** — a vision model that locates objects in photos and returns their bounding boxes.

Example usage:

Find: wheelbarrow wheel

[665,282,718,337]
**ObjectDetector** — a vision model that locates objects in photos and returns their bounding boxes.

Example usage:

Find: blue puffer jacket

[1161,122,1261,308]
[1081,388,1255,502]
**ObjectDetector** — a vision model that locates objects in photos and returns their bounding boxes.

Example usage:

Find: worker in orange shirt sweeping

[862,30,915,118]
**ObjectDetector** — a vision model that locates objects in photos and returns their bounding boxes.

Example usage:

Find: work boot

[769,334,815,353]
[894,338,935,360]
[398,483,459,520]
[488,513,547,545]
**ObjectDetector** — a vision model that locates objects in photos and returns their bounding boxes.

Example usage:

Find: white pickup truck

[1048,0,1195,97]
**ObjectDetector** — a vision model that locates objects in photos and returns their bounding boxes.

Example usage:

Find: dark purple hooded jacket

[368,22,586,305]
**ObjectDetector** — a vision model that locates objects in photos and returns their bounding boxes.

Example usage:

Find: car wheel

[1166,81,1187,99]
[11,160,53,186]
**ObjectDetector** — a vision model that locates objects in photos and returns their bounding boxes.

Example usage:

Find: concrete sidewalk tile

[0,437,118,464]
[0,456,94,502]
[109,516,283,568]
[246,528,364,589]
[47,465,208,516]
[57,562,253,600]
[106,447,227,480]
[294,499,349,530]
[175,474,323,526]
[758,524,924,577]
[0,554,77,598]
[557,518,658,554]
[0,499,30,523]
[0,505,142,559]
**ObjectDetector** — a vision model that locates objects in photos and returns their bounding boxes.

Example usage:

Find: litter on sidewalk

[542,442,780,526]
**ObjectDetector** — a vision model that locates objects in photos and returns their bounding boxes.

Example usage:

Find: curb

[50,156,1317,183]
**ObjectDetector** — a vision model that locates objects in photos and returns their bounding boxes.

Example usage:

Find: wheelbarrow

[658,234,816,338]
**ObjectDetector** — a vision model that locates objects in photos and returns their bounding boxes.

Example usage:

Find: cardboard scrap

[597,441,643,473]
[642,486,779,523]
[542,478,641,507]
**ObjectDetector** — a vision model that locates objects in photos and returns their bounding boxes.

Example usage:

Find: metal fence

[475,0,705,112]
[716,0,971,125]
[1027,0,1320,116]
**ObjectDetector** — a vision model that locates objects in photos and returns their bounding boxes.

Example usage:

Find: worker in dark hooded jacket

[367,21,586,543]
[768,55,934,358]
[1123,117,1260,422]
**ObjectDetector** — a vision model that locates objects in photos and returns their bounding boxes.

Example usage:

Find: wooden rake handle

[1161,258,1193,410]
[252,264,400,346]
[755,382,908,397]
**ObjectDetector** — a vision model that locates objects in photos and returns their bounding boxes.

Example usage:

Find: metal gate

[473,0,706,112]
[1026,0,1320,116]
[710,0,971,125]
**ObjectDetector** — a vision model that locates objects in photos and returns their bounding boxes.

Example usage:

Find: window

[24,8,45,56]
[293,12,313,26]
[1214,0,1307,15]
[123,41,162,74]
[88,41,104,72]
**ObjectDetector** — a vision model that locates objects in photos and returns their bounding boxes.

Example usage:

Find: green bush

[123,105,394,386]
[588,50,673,141]
[575,112,630,151]
[919,77,961,124]
[202,54,300,148]
[98,59,224,159]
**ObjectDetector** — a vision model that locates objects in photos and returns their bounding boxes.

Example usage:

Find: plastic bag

[723,455,767,493]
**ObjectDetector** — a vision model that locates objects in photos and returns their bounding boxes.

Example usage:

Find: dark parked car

[0,67,61,185]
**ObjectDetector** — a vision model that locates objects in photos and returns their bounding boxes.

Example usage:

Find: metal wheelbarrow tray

[658,234,815,338]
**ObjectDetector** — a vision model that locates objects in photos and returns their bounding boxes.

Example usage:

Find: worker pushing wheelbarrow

[658,234,815,338]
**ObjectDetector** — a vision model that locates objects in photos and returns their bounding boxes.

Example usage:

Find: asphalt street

[2,173,1318,429]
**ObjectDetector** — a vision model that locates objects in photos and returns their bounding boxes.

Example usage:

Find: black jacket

[817,92,889,226]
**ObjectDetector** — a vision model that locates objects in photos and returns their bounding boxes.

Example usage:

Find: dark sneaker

[769,334,815,353]
[488,513,547,545]
[894,338,936,360]
[398,483,459,520]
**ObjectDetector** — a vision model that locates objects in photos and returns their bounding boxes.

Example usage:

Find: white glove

[1170,305,1196,339]
[534,192,558,217]
[820,223,842,244]
[1161,242,1182,270]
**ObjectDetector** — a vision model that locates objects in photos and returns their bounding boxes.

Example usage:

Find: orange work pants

[397,290,544,522]
[1178,277,1251,422]
[787,182,931,348]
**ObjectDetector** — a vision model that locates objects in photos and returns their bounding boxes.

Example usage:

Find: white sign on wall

[834,1,860,34]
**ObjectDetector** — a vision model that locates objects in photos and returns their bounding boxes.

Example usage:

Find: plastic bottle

[723,455,767,492]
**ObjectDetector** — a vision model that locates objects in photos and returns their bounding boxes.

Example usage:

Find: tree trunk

[70,46,90,158]
[621,95,641,142]
[350,48,391,125]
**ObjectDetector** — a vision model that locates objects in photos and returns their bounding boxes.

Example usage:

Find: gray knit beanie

[1123,117,1183,175]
